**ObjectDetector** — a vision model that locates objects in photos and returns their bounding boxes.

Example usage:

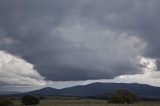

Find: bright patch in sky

[114,57,160,86]
[0,51,46,86]
[46,57,160,89]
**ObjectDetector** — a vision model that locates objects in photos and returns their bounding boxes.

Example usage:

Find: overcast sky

[0,0,160,91]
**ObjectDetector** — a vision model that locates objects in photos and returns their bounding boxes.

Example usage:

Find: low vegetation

[0,98,14,106]
[108,89,138,104]
[21,95,39,106]
[13,98,160,106]
[1,89,159,106]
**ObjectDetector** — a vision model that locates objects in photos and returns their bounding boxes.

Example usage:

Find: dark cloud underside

[0,0,160,81]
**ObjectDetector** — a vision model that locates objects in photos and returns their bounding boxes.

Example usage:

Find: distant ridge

[24,82,160,98]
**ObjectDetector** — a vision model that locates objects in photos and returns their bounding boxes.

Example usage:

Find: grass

[13,98,160,106]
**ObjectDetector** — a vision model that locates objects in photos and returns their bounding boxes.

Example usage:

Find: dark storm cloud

[0,0,160,81]
[79,0,160,58]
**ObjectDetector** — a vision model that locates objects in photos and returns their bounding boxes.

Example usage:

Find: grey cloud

[0,0,160,82]
[79,0,160,58]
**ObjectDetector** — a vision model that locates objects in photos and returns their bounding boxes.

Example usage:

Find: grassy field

[13,98,160,106]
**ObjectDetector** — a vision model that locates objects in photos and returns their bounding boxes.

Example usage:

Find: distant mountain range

[0,91,21,95]
[24,83,160,98]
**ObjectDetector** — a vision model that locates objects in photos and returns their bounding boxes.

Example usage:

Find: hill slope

[25,83,160,98]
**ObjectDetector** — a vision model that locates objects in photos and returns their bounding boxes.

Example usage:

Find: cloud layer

[0,0,160,86]
[0,51,46,86]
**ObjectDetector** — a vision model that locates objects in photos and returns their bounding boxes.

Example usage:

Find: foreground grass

[14,99,160,106]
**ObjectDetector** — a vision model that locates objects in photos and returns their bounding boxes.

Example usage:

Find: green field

[13,98,160,106]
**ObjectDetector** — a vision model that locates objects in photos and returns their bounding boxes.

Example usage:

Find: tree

[108,89,138,104]
[21,95,40,106]
[0,98,14,106]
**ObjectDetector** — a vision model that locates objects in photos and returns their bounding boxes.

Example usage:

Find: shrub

[21,95,40,106]
[108,89,138,104]
[0,98,13,106]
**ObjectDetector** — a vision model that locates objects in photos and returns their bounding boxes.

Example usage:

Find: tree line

[0,89,139,106]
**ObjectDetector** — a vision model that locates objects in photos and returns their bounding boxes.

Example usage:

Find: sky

[0,0,160,92]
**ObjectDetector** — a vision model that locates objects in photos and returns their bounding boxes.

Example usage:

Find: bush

[21,95,40,106]
[0,98,14,106]
[108,89,138,104]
